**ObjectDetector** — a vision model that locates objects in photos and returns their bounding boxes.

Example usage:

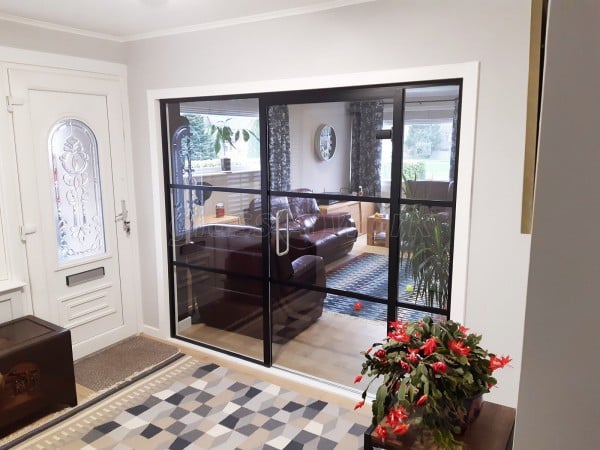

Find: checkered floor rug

[14,356,369,449]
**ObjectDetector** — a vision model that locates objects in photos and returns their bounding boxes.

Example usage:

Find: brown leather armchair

[176,224,325,343]
[243,194,358,264]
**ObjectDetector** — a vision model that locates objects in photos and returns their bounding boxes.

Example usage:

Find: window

[180,102,260,174]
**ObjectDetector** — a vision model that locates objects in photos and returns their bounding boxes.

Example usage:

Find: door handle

[115,200,131,235]
[275,209,289,256]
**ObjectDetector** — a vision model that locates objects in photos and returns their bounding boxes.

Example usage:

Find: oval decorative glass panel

[49,119,106,264]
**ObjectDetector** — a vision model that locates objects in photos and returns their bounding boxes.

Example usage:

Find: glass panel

[166,98,264,361]
[170,188,258,239]
[272,295,386,392]
[49,119,106,264]
[397,205,452,311]
[167,98,260,188]
[402,85,460,201]
[326,248,389,301]
[396,306,446,323]
[173,222,264,361]
[268,100,392,198]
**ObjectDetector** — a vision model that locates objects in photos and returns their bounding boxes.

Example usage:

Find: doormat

[74,335,180,392]
[10,356,369,449]
[324,253,444,322]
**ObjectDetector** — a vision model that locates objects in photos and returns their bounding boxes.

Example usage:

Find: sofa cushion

[294,213,319,231]
[244,196,294,227]
[288,195,320,218]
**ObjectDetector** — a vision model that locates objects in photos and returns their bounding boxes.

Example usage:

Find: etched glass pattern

[49,119,106,264]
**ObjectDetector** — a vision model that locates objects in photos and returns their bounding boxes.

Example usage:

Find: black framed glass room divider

[161,80,462,389]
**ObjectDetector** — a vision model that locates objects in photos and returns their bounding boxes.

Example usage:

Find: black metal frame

[159,77,462,369]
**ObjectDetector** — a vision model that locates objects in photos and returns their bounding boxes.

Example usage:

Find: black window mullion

[259,98,272,367]
[387,89,406,325]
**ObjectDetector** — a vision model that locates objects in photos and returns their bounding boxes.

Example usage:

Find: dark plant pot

[456,394,483,435]
[220,157,231,171]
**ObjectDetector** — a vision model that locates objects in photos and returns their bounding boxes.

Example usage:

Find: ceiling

[0,0,375,42]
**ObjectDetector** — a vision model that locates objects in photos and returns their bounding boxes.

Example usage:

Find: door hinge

[6,96,24,113]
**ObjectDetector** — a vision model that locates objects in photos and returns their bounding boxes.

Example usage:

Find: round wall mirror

[314,124,336,161]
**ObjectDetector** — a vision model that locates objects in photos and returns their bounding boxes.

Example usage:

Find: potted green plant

[209,119,258,171]
[354,317,511,449]
[399,207,450,309]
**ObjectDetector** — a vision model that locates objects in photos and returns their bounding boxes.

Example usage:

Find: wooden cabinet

[319,201,376,235]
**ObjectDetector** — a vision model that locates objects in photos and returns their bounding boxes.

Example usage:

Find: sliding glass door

[161,80,461,388]
[163,97,266,361]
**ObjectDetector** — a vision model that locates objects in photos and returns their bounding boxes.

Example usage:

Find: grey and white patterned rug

[13,356,369,449]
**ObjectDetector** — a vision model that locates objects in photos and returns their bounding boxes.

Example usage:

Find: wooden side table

[204,214,240,225]
[366,214,390,247]
[364,401,515,450]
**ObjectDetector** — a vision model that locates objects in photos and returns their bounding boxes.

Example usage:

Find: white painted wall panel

[514,1,600,449]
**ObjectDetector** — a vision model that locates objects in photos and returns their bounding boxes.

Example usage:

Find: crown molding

[0,0,375,43]
[0,12,122,42]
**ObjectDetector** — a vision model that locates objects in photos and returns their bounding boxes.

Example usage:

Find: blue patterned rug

[324,253,437,322]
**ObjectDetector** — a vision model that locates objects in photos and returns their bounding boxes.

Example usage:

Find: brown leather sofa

[176,224,325,342]
[243,194,358,264]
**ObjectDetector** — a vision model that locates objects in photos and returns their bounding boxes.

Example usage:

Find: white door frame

[144,62,479,340]
[0,46,142,355]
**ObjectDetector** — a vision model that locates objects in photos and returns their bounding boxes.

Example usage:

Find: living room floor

[180,235,389,393]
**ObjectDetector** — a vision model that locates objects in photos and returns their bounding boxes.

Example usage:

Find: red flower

[388,330,410,343]
[389,320,404,331]
[393,423,410,436]
[400,360,412,373]
[353,301,363,311]
[416,394,428,406]
[448,340,471,356]
[420,337,438,356]
[432,361,448,374]
[375,349,386,359]
[354,400,365,410]
[459,325,470,334]
[354,375,363,384]
[407,348,420,364]
[489,355,512,371]
[375,424,388,442]
[386,406,409,426]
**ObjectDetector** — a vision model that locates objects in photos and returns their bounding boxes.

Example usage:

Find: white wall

[288,102,351,193]
[0,19,125,63]
[514,2,600,449]
[126,0,532,407]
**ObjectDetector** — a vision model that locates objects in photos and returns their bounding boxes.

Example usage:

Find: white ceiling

[0,0,375,42]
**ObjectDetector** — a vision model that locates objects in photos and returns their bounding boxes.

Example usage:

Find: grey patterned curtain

[350,101,384,197]
[449,99,458,181]
[268,105,291,191]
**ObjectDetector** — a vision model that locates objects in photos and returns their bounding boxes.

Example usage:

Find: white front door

[8,67,136,359]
